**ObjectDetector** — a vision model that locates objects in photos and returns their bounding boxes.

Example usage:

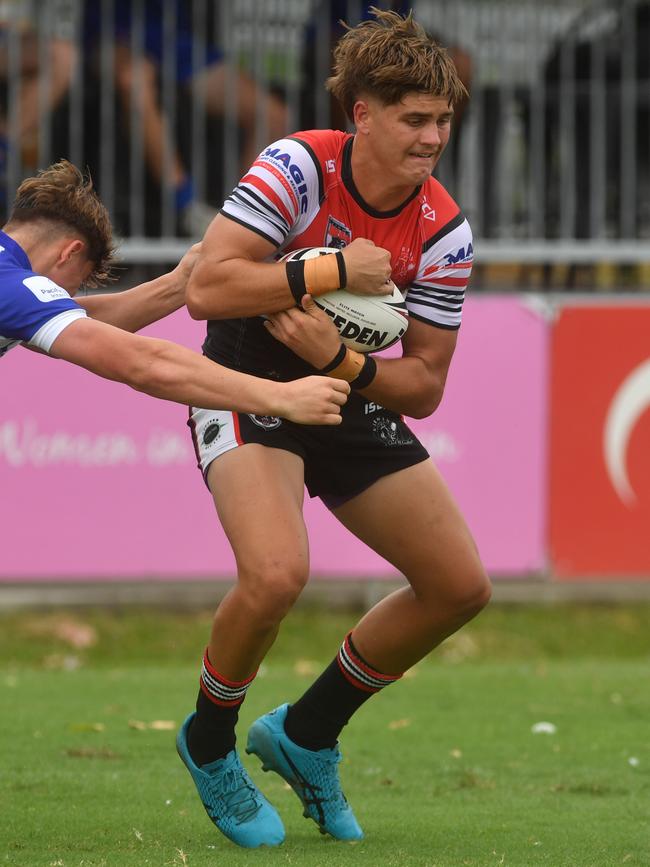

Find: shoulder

[0,269,84,347]
[257,130,348,191]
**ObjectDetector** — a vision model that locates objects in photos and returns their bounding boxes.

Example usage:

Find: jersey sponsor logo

[23,275,71,302]
[262,146,309,214]
[321,308,390,349]
[371,416,414,447]
[249,414,282,430]
[421,202,437,222]
[443,243,473,265]
[325,159,336,174]
[324,215,351,249]
[363,401,384,415]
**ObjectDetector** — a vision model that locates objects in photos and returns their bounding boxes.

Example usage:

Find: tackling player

[0,160,349,424]
[178,8,491,848]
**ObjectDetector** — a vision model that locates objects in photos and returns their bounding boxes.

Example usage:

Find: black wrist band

[286,259,307,305]
[351,354,377,390]
[335,250,347,289]
[319,343,347,373]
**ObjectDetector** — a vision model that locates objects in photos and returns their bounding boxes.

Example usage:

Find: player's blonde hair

[326,7,468,122]
[7,159,115,286]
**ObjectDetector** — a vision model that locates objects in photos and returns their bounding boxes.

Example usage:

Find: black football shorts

[188,391,429,509]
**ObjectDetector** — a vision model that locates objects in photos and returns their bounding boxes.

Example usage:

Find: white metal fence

[0,0,648,264]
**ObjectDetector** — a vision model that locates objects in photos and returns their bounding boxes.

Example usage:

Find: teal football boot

[246,703,363,840]
[177,713,285,848]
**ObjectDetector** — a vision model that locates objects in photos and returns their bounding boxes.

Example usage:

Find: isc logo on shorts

[249,414,282,430]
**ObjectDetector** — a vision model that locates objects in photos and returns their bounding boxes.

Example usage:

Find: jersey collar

[0,229,32,271]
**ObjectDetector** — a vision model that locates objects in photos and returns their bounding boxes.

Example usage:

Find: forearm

[187,256,294,320]
[354,355,446,419]
[77,271,185,332]
[127,339,283,413]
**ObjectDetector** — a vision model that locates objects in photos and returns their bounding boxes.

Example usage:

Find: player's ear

[59,238,86,265]
[353,99,371,134]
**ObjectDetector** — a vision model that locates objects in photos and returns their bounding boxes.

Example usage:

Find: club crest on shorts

[249,414,282,430]
[372,416,413,447]
[202,421,223,446]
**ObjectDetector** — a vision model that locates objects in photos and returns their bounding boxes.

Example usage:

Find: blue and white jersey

[0,230,86,359]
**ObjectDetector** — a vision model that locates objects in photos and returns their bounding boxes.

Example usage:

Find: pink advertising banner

[1,296,548,580]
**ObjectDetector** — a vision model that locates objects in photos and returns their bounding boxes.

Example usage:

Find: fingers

[323,413,343,426]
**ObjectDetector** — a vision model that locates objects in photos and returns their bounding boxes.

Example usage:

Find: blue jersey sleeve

[0,272,86,354]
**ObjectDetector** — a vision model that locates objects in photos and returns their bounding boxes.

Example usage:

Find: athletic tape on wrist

[351,354,377,390]
[320,343,348,374]
[285,259,307,305]
[285,251,347,306]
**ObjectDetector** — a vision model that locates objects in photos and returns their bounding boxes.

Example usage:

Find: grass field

[1,603,649,867]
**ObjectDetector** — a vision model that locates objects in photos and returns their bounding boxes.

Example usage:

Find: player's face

[361,93,453,187]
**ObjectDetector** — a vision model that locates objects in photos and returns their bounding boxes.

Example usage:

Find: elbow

[407,384,445,420]
[186,285,217,321]
[186,292,208,321]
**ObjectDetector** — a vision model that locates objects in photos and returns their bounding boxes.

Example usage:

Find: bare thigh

[333,458,485,598]
[207,444,308,582]
[332,459,490,670]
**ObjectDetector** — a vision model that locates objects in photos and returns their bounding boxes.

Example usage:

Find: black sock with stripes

[186,649,256,766]
[284,632,402,751]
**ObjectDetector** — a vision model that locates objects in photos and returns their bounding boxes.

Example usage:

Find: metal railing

[0,0,648,264]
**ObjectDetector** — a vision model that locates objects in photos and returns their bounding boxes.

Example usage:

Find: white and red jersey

[204,129,473,376]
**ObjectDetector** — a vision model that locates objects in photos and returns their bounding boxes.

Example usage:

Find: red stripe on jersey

[240,173,294,226]
[260,161,302,216]
[429,276,468,287]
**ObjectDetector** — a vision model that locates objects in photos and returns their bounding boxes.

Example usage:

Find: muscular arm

[357,319,458,418]
[186,215,295,319]
[76,244,200,332]
[48,317,348,423]
[186,216,392,321]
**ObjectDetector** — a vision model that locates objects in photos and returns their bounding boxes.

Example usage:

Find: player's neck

[349,137,419,212]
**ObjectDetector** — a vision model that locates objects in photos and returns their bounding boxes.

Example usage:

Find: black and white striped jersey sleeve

[220,138,321,247]
[406,213,473,330]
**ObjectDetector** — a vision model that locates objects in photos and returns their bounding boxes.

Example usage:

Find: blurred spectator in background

[541,0,650,287]
[82,0,288,237]
[543,0,650,239]
[0,0,76,212]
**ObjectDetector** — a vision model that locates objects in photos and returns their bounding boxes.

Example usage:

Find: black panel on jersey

[203,314,317,380]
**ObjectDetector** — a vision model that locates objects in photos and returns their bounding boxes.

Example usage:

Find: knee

[419,565,492,624]
[239,560,308,625]
[449,568,492,622]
